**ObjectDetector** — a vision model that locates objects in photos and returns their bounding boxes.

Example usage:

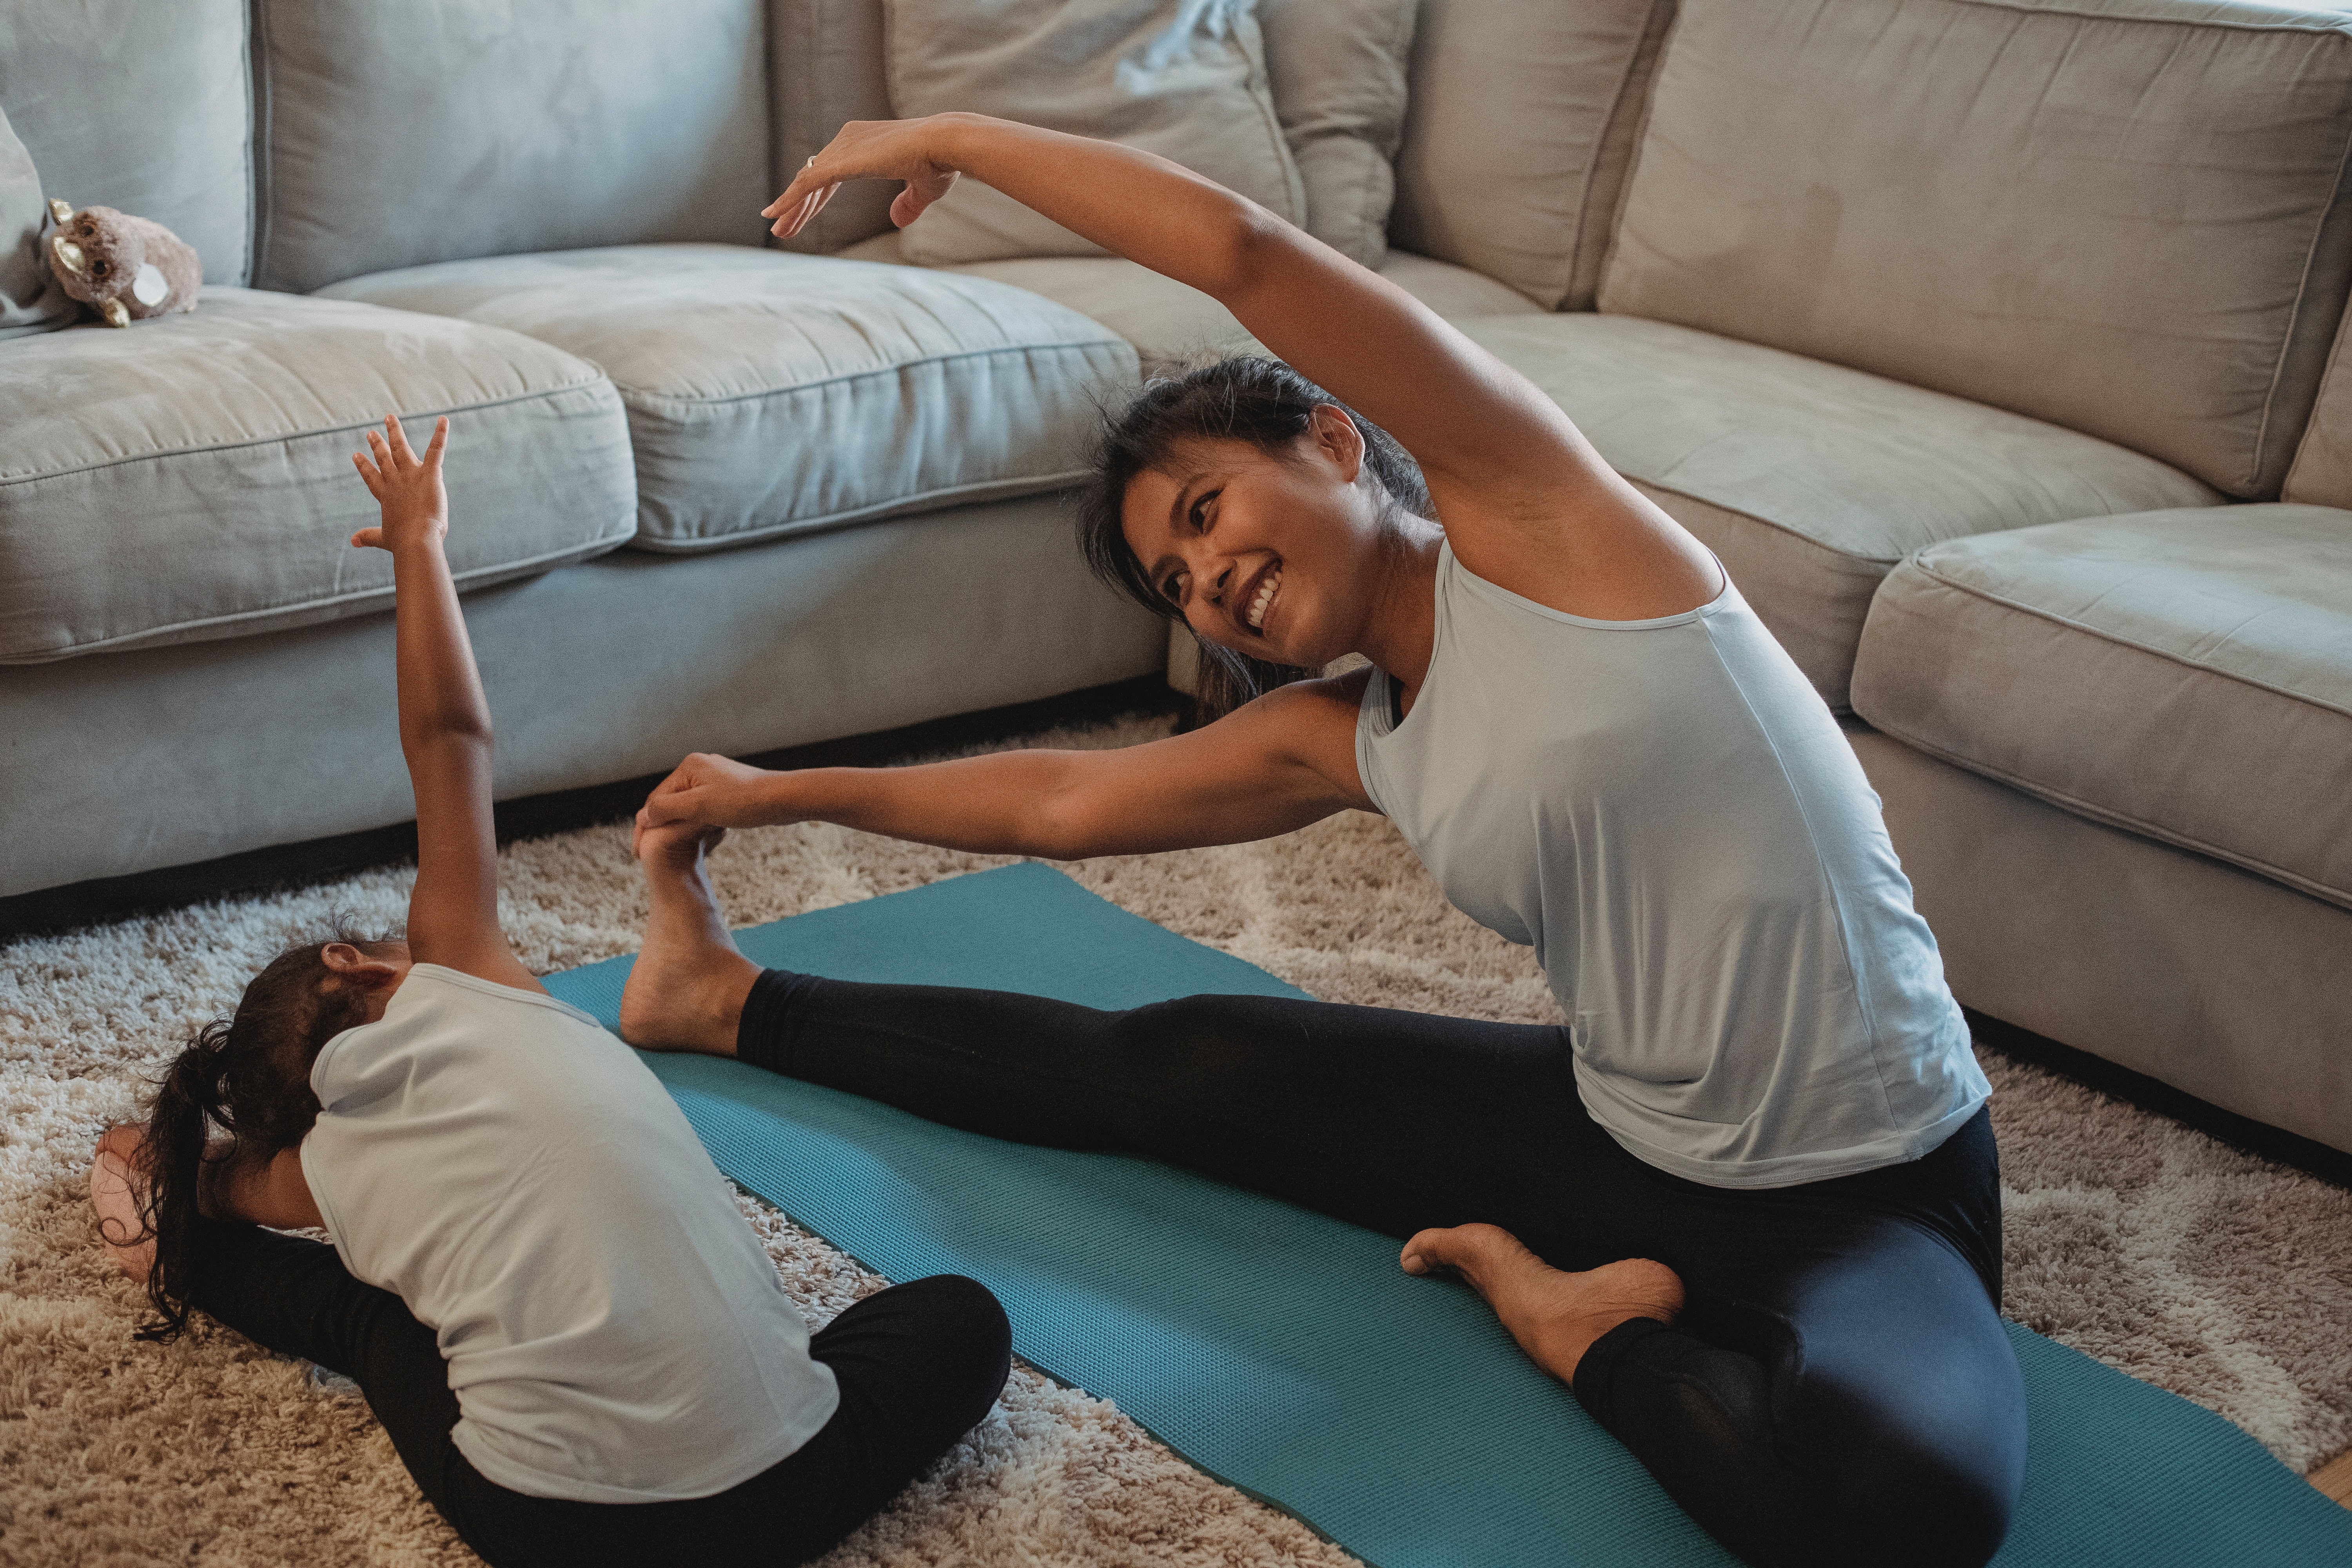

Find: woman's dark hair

[132,931,385,1341]
[1078,357,1431,723]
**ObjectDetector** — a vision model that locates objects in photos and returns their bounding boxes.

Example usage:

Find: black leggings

[739,971,2027,1568]
[184,1219,1009,1568]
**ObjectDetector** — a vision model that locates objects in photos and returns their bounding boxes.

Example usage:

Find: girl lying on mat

[625,114,2024,1568]
[85,414,1010,1568]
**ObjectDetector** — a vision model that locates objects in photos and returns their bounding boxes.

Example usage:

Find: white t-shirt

[1356,543,1989,1189]
[301,964,840,1503]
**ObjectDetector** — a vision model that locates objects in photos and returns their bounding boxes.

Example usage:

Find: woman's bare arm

[769,116,1719,619]
[639,671,1374,857]
[349,416,543,995]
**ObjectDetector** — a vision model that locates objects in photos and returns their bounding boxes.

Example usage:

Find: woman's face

[1120,409,1388,671]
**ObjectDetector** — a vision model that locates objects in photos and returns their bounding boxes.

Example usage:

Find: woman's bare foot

[89,1125,157,1283]
[1400,1221,1684,1385]
[618,823,761,1056]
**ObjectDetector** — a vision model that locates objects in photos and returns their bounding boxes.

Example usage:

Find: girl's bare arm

[767,116,1719,620]
[638,669,1374,857]
[350,415,544,995]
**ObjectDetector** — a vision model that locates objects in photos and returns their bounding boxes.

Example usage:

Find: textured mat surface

[548,862,2352,1568]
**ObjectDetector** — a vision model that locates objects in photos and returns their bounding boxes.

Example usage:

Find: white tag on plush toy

[132,263,167,306]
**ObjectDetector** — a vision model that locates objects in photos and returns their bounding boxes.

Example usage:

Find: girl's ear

[320,943,401,985]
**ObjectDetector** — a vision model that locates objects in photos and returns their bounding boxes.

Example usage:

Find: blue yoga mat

[547,863,2352,1568]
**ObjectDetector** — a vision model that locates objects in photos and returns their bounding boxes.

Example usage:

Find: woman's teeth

[1247,570,1281,630]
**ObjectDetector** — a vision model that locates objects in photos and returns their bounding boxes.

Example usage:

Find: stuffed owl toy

[43,198,199,327]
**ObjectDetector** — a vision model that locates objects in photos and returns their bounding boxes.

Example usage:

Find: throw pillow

[0,104,73,339]
[1260,0,1416,270]
[883,0,1307,266]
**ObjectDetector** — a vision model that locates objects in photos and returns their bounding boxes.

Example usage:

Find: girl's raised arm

[768,116,1719,621]
[350,415,545,994]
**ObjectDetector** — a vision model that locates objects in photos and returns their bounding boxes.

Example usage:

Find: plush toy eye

[91,260,109,276]
[78,221,93,235]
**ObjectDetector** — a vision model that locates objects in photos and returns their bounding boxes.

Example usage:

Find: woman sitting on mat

[623,114,2023,1568]
[87,414,1011,1568]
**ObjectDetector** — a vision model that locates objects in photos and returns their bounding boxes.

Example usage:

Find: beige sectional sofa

[2,0,2345,1153]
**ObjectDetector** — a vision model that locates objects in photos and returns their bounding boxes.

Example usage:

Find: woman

[625,113,2024,1568]
[89,415,1010,1568]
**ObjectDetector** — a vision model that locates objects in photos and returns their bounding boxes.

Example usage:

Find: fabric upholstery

[1457,313,2221,708]
[1849,726,2352,1157]
[1851,506,2352,911]
[1259,0,1417,269]
[321,245,1139,554]
[834,230,1541,369]
[882,0,1304,265]
[0,289,634,664]
[1601,0,2352,499]
[0,0,252,285]
[0,497,1165,898]
[2285,294,2352,508]
[1387,0,1672,310]
[0,104,71,339]
[251,0,772,295]
[771,0,900,257]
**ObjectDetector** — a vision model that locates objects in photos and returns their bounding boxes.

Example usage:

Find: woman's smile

[1241,559,1283,635]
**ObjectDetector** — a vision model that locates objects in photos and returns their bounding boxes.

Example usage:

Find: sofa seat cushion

[0,287,634,664]
[834,231,1543,371]
[1851,506,2352,911]
[1455,313,2223,708]
[321,245,1140,554]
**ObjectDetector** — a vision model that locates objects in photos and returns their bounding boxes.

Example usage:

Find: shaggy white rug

[3,714,2347,1566]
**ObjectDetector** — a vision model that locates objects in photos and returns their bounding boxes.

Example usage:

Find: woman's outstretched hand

[349,413,451,552]
[635,753,778,857]
[764,116,964,239]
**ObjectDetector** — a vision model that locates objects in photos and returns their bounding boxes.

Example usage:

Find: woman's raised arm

[769,116,1718,620]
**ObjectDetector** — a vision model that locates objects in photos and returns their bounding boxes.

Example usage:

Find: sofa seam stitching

[0,378,618,488]
[1901,559,2352,720]
[625,468,1095,552]
[1856,717,2352,909]
[1944,0,2352,37]
[12,533,634,664]
[605,339,1132,410]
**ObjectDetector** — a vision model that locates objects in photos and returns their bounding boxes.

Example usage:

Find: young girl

[87,414,1010,1568]
[624,116,2027,1568]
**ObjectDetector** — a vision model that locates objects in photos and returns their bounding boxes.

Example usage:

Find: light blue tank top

[1355,542,1988,1189]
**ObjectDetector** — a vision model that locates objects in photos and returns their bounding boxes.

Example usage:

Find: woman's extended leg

[620,846,2025,1567]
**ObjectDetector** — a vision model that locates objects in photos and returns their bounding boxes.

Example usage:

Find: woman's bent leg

[1575,1216,2024,1568]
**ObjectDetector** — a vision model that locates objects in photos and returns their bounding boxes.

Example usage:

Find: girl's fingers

[423,415,449,465]
[350,526,384,549]
[352,451,383,494]
[384,413,417,465]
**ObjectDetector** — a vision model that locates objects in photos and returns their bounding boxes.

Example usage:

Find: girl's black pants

[185,1223,1008,1568]
[737,969,2027,1568]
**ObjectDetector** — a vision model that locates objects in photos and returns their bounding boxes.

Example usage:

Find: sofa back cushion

[773,0,901,256]
[1387,0,1674,310]
[0,0,253,286]
[2285,297,2352,508]
[881,0,1305,267]
[252,0,774,294]
[0,106,73,338]
[1599,0,2352,501]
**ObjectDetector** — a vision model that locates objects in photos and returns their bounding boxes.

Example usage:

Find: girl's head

[1078,358,1431,719]
[134,933,408,1340]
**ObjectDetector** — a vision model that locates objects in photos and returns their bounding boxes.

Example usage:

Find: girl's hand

[349,413,451,552]
[764,116,965,239]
